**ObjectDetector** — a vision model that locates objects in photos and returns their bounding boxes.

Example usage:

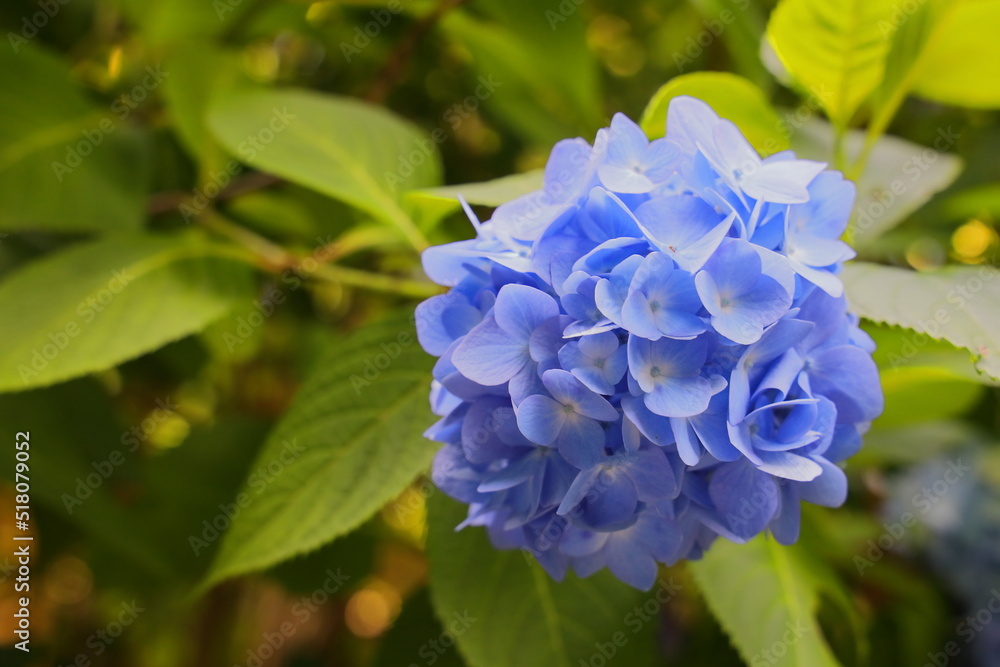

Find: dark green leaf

[0,44,147,233]
[690,536,843,667]
[0,233,254,392]
[427,493,660,667]
[208,89,440,250]
[203,314,437,587]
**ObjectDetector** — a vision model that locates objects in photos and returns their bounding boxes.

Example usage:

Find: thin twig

[147,172,283,216]
[364,0,471,104]
[200,210,441,298]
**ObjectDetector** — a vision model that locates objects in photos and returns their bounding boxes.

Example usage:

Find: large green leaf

[208,89,441,249]
[0,380,178,582]
[0,233,253,393]
[766,0,897,127]
[0,44,147,233]
[690,536,843,667]
[426,493,659,667]
[911,0,1000,108]
[843,261,1000,380]
[791,119,961,247]
[203,314,437,587]
[868,325,992,428]
[640,72,788,154]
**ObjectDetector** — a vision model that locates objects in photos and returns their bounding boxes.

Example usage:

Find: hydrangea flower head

[416,97,883,590]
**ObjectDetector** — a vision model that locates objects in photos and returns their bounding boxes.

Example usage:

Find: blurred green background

[0,0,999,666]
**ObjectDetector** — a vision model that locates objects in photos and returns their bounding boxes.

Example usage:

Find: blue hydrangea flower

[416,99,883,590]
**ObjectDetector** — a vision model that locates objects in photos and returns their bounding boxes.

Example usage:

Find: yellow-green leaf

[911,0,1000,108]
[640,72,789,154]
[766,0,898,127]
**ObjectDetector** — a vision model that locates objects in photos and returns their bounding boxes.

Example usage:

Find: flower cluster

[415,96,883,590]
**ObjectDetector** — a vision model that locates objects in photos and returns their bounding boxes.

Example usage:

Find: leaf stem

[199,210,441,298]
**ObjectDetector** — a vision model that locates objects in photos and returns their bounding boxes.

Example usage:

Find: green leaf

[0,233,254,393]
[856,421,974,465]
[0,43,147,233]
[878,366,984,428]
[868,0,941,138]
[408,170,544,208]
[911,0,1000,108]
[842,261,1000,380]
[203,314,437,588]
[766,0,897,127]
[640,72,788,154]
[426,493,658,667]
[0,380,178,582]
[162,44,254,174]
[441,0,603,145]
[139,418,272,581]
[867,324,991,428]
[690,536,843,667]
[208,89,441,250]
[791,119,961,246]
[375,590,466,667]
[116,0,245,47]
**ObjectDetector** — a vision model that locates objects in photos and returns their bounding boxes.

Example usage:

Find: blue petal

[645,375,718,418]
[709,461,779,541]
[556,415,607,469]
[516,394,566,445]
[806,345,884,423]
[634,195,733,272]
[452,316,529,386]
[665,96,719,155]
[541,369,619,421]
[621,395,675,446]
[605,534,659,590]
[494,283,560,339]
[796,458,847,507]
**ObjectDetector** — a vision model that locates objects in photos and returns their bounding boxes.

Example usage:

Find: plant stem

[199,210,441,298]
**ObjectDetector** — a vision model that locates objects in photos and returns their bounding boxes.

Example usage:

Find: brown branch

[363,0,471,104]
[147,172,282,216]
